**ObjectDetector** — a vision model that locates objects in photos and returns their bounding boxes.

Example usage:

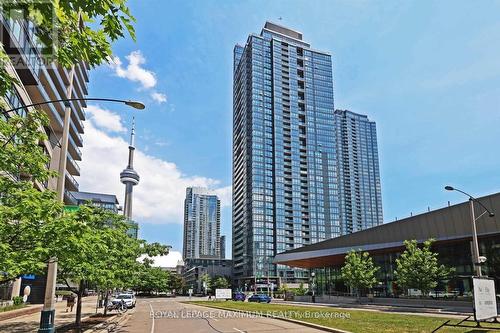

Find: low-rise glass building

[274,192,500,297]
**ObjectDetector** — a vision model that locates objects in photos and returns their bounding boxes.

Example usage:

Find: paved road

[117,297,325,333]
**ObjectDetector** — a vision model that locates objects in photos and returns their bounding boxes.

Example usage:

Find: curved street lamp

[444,186,495,276]
[2,97,145,116]
[1,98,145,148]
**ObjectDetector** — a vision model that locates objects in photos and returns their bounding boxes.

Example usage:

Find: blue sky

[81,0,500,262]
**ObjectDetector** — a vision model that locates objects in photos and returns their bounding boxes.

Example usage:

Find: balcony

[1,15,43,85]
[65,171,79,191]
[70,119,83,146]
[68,135,82,161]
[64,189,77,205]
[67,153,80,176]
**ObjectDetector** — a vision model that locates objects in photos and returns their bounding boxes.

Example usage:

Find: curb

[0,305,43,321]
[185,302,352,333]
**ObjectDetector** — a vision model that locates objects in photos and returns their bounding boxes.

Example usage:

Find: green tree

[278,283,289,297]
[295,282,307,296]
[42,205,169,327]
[0,1,139,328]
[0,110,62,283]
[394,239,454,297]
[168,274,185,294]
[212,276,230,289]
[45,206,129,326]
[0,0,138,286]
[341,250,379,299]
[201,273,212,295]
[135,266,170,294]
[0,0,135,79]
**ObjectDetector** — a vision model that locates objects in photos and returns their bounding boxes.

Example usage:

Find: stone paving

[0,296,99,333]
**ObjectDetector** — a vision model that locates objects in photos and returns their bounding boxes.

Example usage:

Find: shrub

[12,296,23,305]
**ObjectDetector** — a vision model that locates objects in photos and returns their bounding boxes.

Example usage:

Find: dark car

[233,292,246,301]
[248,294,271,303]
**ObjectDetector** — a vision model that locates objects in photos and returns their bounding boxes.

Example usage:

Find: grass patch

[0,303,27,313]
[187,301,498,333]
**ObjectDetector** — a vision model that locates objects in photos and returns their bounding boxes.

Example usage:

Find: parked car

[248,294,271,303]
[113,293,136,308]
[233,292,246,301]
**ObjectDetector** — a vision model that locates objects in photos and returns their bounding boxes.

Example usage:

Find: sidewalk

[0,296,99,333]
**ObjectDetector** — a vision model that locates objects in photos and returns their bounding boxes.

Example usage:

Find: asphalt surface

[116,297,326,333]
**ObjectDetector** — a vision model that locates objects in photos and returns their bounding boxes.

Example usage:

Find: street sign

[215,289,231,299]
[473,277,498,321]
[64,205,80,212]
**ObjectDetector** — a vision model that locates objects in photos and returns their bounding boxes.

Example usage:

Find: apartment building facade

[1,12,89,203]
[232,22,340,285]
[334,109,383,233]
[232,22,383,287]
[0,10,89,304]
[183,187,221,259]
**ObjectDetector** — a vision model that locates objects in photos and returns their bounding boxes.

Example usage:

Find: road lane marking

[149,303,155,333]
[233,328,245,333]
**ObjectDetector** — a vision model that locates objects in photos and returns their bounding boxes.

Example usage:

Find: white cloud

[140,251,183,268]
[150,91,167,104]
[79,110,229,225]
[85,105,126,133]
[214,186,232,208]
[154,140,169,147]
[109,51,157,89]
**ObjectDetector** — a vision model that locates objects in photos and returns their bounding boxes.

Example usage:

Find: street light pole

[38,258,57,333]
[31,97,144,333]
[469,199,481,276]
[444,186,495,277]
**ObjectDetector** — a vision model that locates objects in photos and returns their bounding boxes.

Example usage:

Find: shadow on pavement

[0,321,39,333]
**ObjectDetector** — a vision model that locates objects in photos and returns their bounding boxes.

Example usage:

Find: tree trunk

[103,290,109,316]
[75,280,84,330]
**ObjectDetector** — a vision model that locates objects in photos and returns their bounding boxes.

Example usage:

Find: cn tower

[120,117,140,219]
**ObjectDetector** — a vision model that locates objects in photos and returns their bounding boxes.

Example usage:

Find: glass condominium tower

[334,110,383,233]
[183,187,221,259]
[232,22,340,285]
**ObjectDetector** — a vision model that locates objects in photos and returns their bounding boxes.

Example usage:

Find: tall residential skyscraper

[232,22,340,285]
[334,110,383,233]
[183,187,221,259]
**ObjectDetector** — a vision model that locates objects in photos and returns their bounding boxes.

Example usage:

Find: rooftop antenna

[130,116,136,147]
